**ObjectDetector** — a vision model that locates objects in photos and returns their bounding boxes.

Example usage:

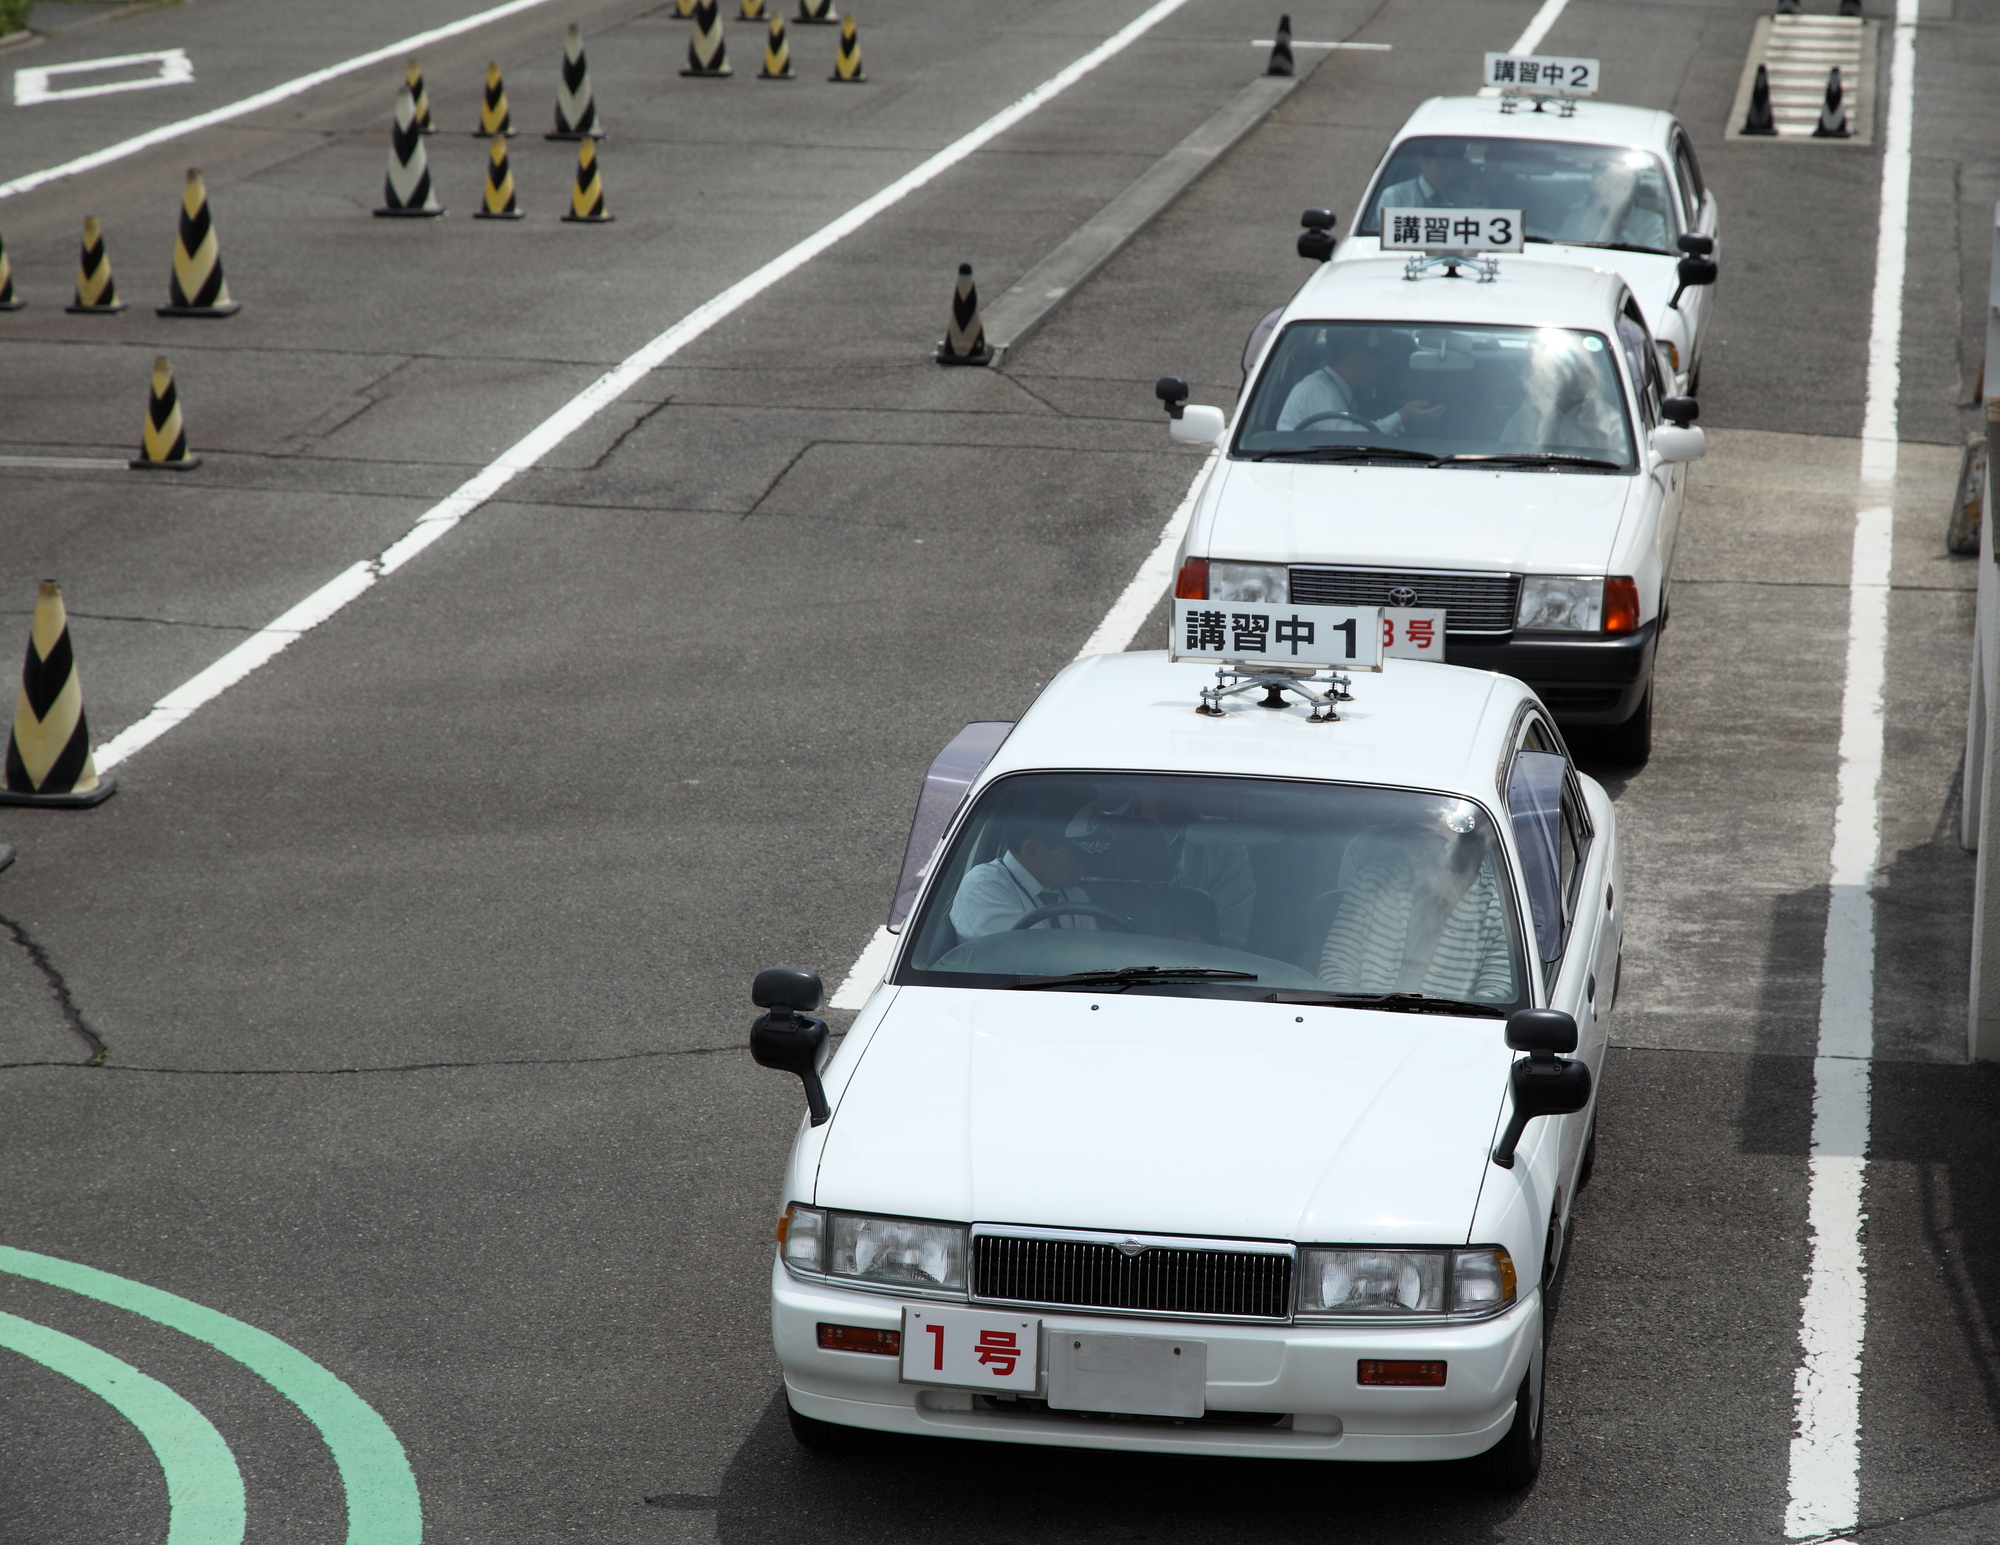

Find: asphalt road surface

[1,0,1998,1541]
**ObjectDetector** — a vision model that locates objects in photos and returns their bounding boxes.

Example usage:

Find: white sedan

[752,650,1619,1490]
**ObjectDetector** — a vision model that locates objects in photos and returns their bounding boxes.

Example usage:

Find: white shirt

[1277,367,1406,436]
[1375,172,1440,212]
[950,851,1095,939]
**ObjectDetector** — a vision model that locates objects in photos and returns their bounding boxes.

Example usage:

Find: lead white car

[752,650,1619,1491]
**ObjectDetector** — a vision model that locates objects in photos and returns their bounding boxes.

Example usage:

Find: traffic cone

[1839,0,1861,14]
[475,136,524,218]
[65,217,127,314]
[682,0,732,76]
[548,25,603,138]
[828,12,865,81]
[1,584,115,808]
[1267,14,1295,77]
[1777,0,1799,12]
[741,0,765,15]
[1741,63,1776,135]
[796,0,837,22]
[759,15,795,77]
[130,356,201,471]
[935,263,991,366]
[0,229,23,311]
[406,58,437,133]
[377,86,444,216]
[476,61,516,135]
[677,0,695,12]
[560,138,613,223]
[157,168,240,317]
[1813,67,1849,138]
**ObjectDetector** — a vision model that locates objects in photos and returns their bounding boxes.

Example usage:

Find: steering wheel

[1291,410,1376,432]
[1010,903,1137,932]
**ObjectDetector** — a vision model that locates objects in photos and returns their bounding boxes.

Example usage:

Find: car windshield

[897,772,1528,1010]
[1357,135,1679,255]
[1234,321,1634,468]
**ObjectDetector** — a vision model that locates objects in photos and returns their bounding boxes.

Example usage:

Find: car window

[1236,321,1635,469]
[898,771,1528,1009]
[1559,779,1585,913]
[1506,751,1566,965]
[1672,133,1705,222]
[1615,312,1661,427]
[1358,135,1679,255]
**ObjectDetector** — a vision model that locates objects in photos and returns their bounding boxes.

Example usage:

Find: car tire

[1577,1122,1598,1192]
[1474,1327,1546,1493]
[786,1396,875,1455]
[1595,686,1653,768]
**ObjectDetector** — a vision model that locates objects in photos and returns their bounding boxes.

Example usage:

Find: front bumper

[1447,621,1658,725]
[772,1259,1539,1462]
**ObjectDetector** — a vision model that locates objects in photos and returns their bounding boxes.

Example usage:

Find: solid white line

[1474,0,1577,95]
[92,0,1195,773]
[0,0,561,200]
[1783,0,1918,1536]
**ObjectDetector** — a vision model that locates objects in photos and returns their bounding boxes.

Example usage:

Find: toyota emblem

[1388,585,1420,607]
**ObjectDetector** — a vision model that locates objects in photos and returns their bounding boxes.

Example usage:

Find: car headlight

[778,1204,967,1293]
[1516,575,1603,632]
[1297,1246,1515,1317]
[1208,559,1289,603]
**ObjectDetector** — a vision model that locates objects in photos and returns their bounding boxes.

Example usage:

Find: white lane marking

[0,0,559,200]
[1476,0,1576,94]
[1784,1,1917,1537]
[828,454,1216,1011]
[14,49,194,108]
[92,0,1196,772]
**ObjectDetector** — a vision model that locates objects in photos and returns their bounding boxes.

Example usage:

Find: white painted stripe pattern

[1762,16,1865,138]
[1476,0,1577,95]
[1784,0,1918,1536]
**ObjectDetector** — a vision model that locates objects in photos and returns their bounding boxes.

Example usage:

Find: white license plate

[1047,1331,1207,1418]
[1384,607,1446,661]
[900,1305,1039,1392]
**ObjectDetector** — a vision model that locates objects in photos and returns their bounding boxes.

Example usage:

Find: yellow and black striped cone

[560,138,614,223]
[1813,67,1850,139]
[406,58,437,133]
[548,25,603,139]
[677,0,695,13]
[475,61,516,136]
[1,582,114,809]
[0,228,23,311]
[682,0,732,76]
[935,263,991,366]
[475,136,524,219]
[66,216,127,314]
[740,0,765,16]
[828,12,865,82]
[758,15,795,77]
[157,168,241,317]
[376,86,444,216]
[1266,14,1295,77]
[131,356,202,471]
[796,0,837,23]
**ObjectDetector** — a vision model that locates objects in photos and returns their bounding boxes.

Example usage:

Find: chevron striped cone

[677,0,695,12]
[130,355,202,471]
[935,263,991,366]
[406,58,437,133]
[1813,67,1850,138]
[1839,0,1862,13]
[682,0,732,76]
[65,216,127,314]
[376,86,445,216]
[758,15,795,77]
[1741,63,1776,135]
[560,138,614,223]
[795,0,837,23]
[1266,14,1295,77]
[740,0,765,16]
[1,583,114,808]
[828,13,865,81]
[0,229,22,311]
[475,61,516,136]
[157,169,241,317]
[475,136,525,219]
[548,25,603,138]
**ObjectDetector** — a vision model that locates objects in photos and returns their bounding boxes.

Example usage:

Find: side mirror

[1170,405,1228,447]
[1667,253,1717,309]
[1491,1008,1590,1169]
[1676,233,1714,256]
[1661,395,1698,428]
[1297,209,1337,262]
[1652,424,1706,463]
[750,966,832,1126]
[1155,375,1190,420]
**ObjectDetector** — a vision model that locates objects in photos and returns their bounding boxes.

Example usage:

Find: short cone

[829,12,865,81]
[1,582,115,808]
[682,0,732,75]
[475,136,525,218]
[561,138,614,223]
[759,15,795,77]
[935,262,991,366]
[406,58,437,133]
[1813,66,1849,138]
[1777,0,1800,12]
[795,0,837,22]
[0,229,23,311]
[377,86,445,216]
[1741,63,1777,135]
[130,355,201,471]
[1267,13,1295,77]
[1838,0,1861,14]
[549,25,603,138]
[158,168,241,317]
[66,216,127,314]
[476,61,516,136]
[740,0,765,15]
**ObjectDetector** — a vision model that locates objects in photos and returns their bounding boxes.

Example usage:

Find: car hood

[1203,458,1631,574]
[813,987,1510,1245]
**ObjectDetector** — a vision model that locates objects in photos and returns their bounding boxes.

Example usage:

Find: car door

[1617,301,1681,615]
[1669,127,1718,370]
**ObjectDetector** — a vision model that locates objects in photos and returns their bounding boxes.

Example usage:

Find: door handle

[1587,974,1597,1003]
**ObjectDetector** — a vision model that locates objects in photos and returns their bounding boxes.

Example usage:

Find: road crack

[0,914,106,1065]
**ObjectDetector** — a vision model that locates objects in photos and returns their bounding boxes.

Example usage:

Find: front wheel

[786,1396,875,1455]
[1594,686,1653,768]
[1474,1327,1545,1492]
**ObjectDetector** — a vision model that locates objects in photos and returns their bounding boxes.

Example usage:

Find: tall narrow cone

[682,0,732,76]
[1813,66,1850,138]
[476,61,516,136]
[549,24,603,138]
[561,138,614,223]
[475,136,524,218]
[66,215,127,313]
[795,0,837,21]
[1740,63,1776,135]
[1266,14,1295,77]
[759,15,795,77]
[935,263,991,366]
[1,582,115,807]
[158,168,240,316]
[828,12,865,81]
[130,355,202,471]
[376,85,444,215]
[406,58,437,132]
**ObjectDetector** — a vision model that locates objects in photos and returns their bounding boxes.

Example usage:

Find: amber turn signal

[1174,556,1209,600]
[1603,576,1641,634]
[1358,1359,1446,1387]
[818,1323,901,1356]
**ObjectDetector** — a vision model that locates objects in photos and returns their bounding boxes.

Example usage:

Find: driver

[1374,145,1479,213]
[950,804,1098,938]
[1556,157,1669,251]
[1277,337,1445,436]
[1499,354,1623,454]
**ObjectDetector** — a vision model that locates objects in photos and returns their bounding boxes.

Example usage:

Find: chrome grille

[973,1236,1293,1320]
[1288,566,1520,636]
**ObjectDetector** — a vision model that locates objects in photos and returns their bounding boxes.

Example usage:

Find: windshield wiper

[1557,239,1677,257]
[1251,445,1441,465]
[1269,989,1507,1018]
[1436,452,1625,472]
[1010,966,1260,991]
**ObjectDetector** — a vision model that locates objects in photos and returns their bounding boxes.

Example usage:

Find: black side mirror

[750,966,832,1126]
[1661,396,1699,429]
[1155,376,1190,420]
[1491,1008,1591,1169]
[1676,233,1714,256]
[1297,207,1337,262]
[1667,253,1718,309]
